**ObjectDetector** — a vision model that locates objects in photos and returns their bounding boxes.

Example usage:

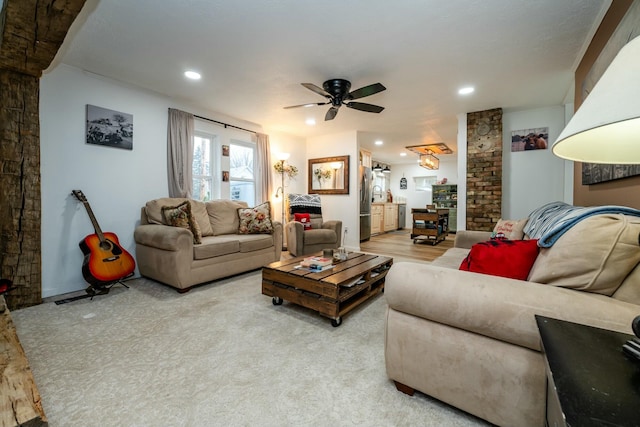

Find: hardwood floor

[280,229,454,263]
[360,229,454,263]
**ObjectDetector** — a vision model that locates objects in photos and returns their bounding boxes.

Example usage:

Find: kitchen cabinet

[383,203,398,232]
[371,204,384,235]
[360,149,372,168]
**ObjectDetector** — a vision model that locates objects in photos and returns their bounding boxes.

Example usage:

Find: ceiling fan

[284,79,386,121]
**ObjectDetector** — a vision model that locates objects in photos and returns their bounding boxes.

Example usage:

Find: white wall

[306,131,359,251]
[39,64,303,297]
[387,157,458,228]
[502,106,568,219]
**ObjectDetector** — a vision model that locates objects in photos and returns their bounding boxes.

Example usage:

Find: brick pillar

[466,108,502,231]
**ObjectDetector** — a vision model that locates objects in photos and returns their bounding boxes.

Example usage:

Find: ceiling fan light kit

[284,79,386,121]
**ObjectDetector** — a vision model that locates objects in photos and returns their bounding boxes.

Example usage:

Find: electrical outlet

[344,227,348,233]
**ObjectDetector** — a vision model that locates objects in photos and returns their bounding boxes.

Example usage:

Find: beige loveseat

[134,198,282,292]
[384,214,640,427]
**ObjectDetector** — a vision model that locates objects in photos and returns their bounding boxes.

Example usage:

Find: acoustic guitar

[72,190,135,286]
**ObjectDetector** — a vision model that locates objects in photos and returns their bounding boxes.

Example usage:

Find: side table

[535,315,640,427]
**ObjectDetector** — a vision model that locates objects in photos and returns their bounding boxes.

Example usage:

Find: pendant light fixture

[382,165,391,174]
[372,163,383,172]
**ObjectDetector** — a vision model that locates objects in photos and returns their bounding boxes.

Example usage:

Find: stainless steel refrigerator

[359,166,372,241]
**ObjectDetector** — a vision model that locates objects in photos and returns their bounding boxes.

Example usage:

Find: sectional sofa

[384,211,640,426]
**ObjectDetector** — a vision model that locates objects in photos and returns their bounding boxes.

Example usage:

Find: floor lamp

[551,35,640,350]
[275,152,290,247]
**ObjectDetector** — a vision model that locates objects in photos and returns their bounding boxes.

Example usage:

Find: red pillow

[459,239,539,280]
[294,213,312,230]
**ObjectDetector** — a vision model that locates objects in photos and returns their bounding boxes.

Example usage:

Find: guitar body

[79,232,136,286]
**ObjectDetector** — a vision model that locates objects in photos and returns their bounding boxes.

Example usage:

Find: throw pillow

[459,239,540,280]
[527,214,640,296]
[294,213,312,230]
[162,201,202,244]
[492,218,528,240]
[237,201,274,234]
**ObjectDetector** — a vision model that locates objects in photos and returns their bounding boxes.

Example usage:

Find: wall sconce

[420,152,439,170]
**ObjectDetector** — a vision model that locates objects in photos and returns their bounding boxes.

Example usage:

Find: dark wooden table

[262,252,393,326]
[535,315,640,427]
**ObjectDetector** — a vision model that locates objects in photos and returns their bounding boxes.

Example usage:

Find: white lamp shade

[552,35,640,164]
[276,152,290,161]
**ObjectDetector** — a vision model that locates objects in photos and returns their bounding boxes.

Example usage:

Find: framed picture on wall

[222,145,229,156]
[511,127,548,152]
[86,105,133,150]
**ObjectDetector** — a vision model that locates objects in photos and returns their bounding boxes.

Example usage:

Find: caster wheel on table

[272,297,283,305]
[331,317,342,327]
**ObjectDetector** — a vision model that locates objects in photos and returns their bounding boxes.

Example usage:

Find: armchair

[285,194,342,257]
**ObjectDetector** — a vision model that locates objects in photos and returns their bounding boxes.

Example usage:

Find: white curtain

[256,132,273,204]
[167,109,194,198]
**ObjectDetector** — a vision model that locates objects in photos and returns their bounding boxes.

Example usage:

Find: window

[192,134,214,201]
[229,140,256,206]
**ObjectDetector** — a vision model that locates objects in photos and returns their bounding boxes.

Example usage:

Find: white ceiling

[51,0,610,164]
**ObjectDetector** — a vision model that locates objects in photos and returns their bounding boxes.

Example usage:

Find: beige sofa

[384,214,640,427]
[134,198,282,292]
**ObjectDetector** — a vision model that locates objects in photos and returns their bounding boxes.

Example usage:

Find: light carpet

[12,271,488,427]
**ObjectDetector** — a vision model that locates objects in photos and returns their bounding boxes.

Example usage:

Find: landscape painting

[86,105,133,150]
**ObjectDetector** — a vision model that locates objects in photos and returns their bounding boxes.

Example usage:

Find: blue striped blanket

[523,201,640,247]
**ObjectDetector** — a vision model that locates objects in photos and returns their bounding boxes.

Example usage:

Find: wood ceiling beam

[0,0,86,77]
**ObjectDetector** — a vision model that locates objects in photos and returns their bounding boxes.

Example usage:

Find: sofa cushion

[304,228,337,246]
[194,236,239,259]
[236,234,274,252]
[162,201,202,244]
[528,214,640,296]
[145,197,213,236]
[459,239,540,280]
[206,200,248,235]
[432,247,470,269]
[492,218,528,240]
[238,202,274,234]
[189,200,214,236]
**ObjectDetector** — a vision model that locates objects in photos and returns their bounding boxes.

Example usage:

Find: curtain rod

[193,114,258,136]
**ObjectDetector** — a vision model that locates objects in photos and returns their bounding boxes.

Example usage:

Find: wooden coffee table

[262,252,393,326]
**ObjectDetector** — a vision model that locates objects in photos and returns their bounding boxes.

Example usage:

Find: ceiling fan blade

[345,102,385,113]
[325,106,339,121]
[301,83,332,98]
[347,83,386,100]
[283,102,329,109]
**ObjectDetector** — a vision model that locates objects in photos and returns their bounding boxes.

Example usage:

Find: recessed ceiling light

[400,152,407,157]
[458,86,474,95]
[184,70,201,80]
[306,118,316,126]
[375,140,383,146]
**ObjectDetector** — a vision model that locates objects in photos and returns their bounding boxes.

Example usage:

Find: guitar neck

[82,201,106,242]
